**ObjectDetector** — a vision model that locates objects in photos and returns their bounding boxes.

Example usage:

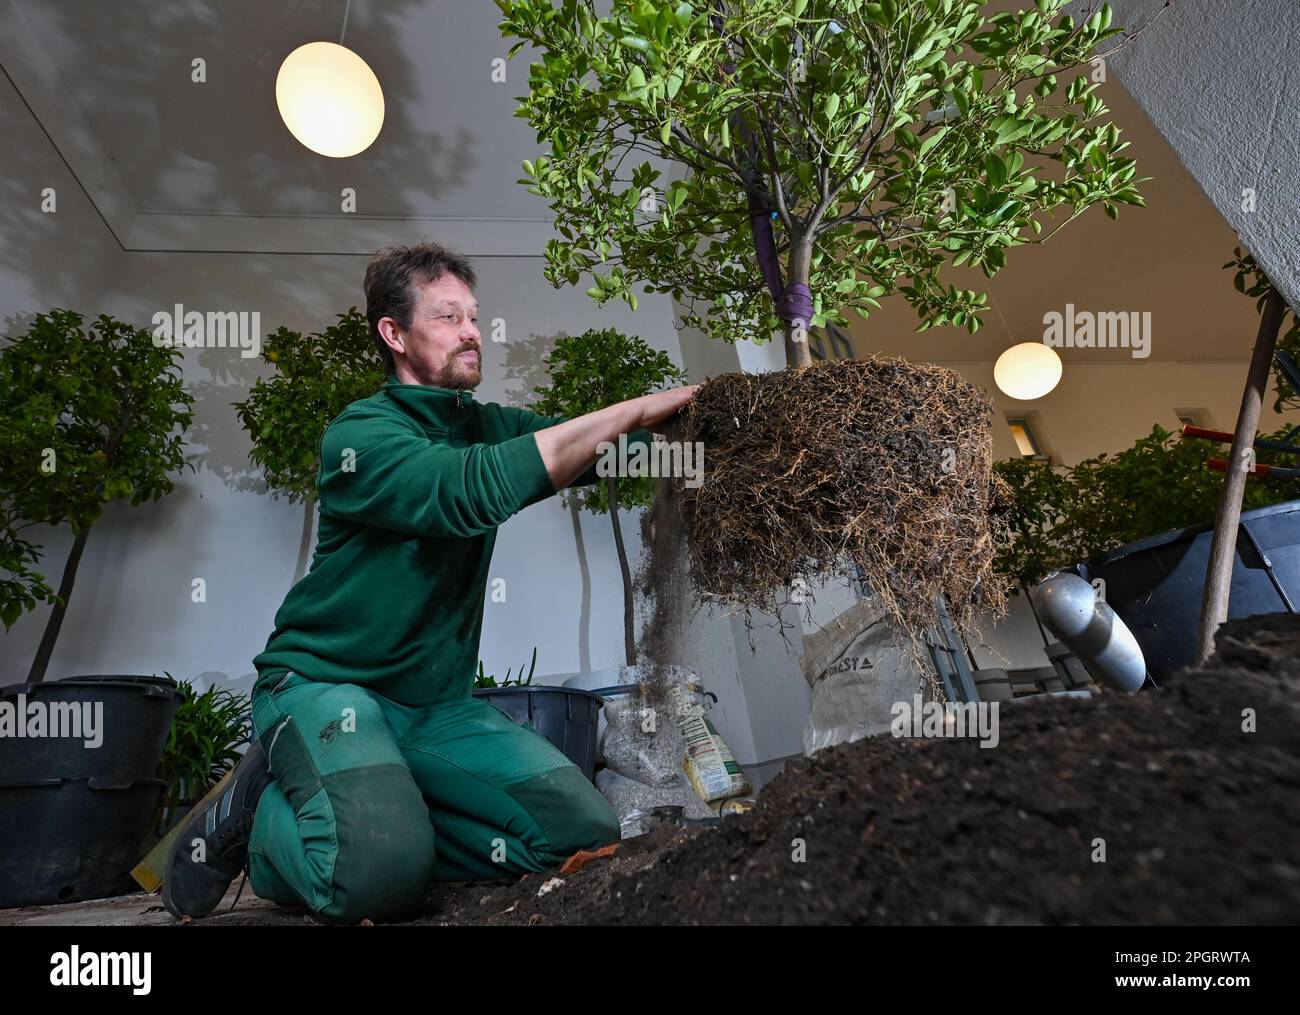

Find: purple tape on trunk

[749,193,784,304]
[777,283,813,326]
[712,13,813,332]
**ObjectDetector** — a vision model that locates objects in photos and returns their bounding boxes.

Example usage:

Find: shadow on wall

[501,330,566,409]
[186,343,272,498]
[1,0,495,577]
[0,70,117,316]
[0,0,479,317]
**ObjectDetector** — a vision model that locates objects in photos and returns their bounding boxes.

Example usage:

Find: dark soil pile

[673,359,1010,640]
[409,613,1299,925]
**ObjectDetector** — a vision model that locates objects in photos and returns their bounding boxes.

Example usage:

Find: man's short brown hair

[364,242,478,374]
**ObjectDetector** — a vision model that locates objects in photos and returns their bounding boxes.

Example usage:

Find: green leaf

[993,116,1030,146]
[918,128,946,160]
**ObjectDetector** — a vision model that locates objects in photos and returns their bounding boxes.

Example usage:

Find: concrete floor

[0,882,306,927]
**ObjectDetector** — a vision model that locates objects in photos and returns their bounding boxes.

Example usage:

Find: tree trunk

[785,320,813,368]
[784,236,814,369]
[293,493,317,586]
[1193,288,1287,667]
[27,525,92,683]
[607,476,637,667]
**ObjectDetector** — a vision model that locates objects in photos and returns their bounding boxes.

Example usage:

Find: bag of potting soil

[594,768,716,837]
[599,697,683,787]
[801,607,931,756]
[674,691,751,803]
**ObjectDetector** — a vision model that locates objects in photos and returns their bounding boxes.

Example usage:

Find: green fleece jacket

[253,376,649,706]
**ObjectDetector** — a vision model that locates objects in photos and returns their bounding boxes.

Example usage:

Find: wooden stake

[1193,288,1288,667]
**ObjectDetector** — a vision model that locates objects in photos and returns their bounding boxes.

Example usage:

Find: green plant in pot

[233,308,384,585]
[994,424,1300,590]
[0,309,193,907]
[152,678,252,838]
[473,647,538,689]
[530,328,687,666]
[470,647,602,782]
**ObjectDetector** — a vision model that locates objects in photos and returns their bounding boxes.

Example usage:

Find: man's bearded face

[393,273,481,390]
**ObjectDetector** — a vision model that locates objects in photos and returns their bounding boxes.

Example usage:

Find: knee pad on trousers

[318,765,437,923]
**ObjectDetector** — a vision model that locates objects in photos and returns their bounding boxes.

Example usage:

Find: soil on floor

[5,614,1294,927]
[404,612,1300,926]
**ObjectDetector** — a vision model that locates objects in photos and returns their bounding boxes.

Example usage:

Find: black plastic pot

[1074,499,1300,681]
[473,686,603,783]
[0,675,181,783]
[0,674,180,907]
[0,776,167,907]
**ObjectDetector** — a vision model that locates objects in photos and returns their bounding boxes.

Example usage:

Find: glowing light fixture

[994,342,1062,400]
[276,4,383,160]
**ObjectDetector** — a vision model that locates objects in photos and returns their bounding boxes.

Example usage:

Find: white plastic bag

[802,618,929,756]
[599,697,683,787]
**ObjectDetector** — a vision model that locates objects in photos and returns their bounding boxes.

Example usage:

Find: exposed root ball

[674,358,1010,639]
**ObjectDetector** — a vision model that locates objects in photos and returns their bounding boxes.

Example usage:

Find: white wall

[2,243,686,697]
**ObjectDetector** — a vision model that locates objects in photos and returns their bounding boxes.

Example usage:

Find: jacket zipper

[455,390,463,409]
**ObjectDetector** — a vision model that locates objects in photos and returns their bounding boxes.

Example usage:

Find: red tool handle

[1207,457,1272,477]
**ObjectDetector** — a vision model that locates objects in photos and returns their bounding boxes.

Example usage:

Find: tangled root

[671,357,1010,641]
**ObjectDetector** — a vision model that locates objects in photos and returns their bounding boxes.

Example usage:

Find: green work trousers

[247,670,619,923]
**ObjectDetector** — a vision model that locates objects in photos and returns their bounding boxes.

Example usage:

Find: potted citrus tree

[233,308,384,585]
[530,328,688,666]
[499,0,1142,367]
[0,308,192,906]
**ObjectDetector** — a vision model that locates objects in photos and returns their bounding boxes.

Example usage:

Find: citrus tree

[233,308,384,583]
[0,310,193,680]
[498,0,1143,367]
[530,328,687,665]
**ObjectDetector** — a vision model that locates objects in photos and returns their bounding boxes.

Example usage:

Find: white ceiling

[13,0,545,219]
[0,0,1267,362]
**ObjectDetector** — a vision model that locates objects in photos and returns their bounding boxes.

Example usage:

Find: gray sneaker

[161,738,274,919]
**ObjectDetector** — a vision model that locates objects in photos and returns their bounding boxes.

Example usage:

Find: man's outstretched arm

[316,386,699,540]
[532,385,698,491]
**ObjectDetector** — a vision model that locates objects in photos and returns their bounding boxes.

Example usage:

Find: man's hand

[631,384,699,429]
[533,384,700,491]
